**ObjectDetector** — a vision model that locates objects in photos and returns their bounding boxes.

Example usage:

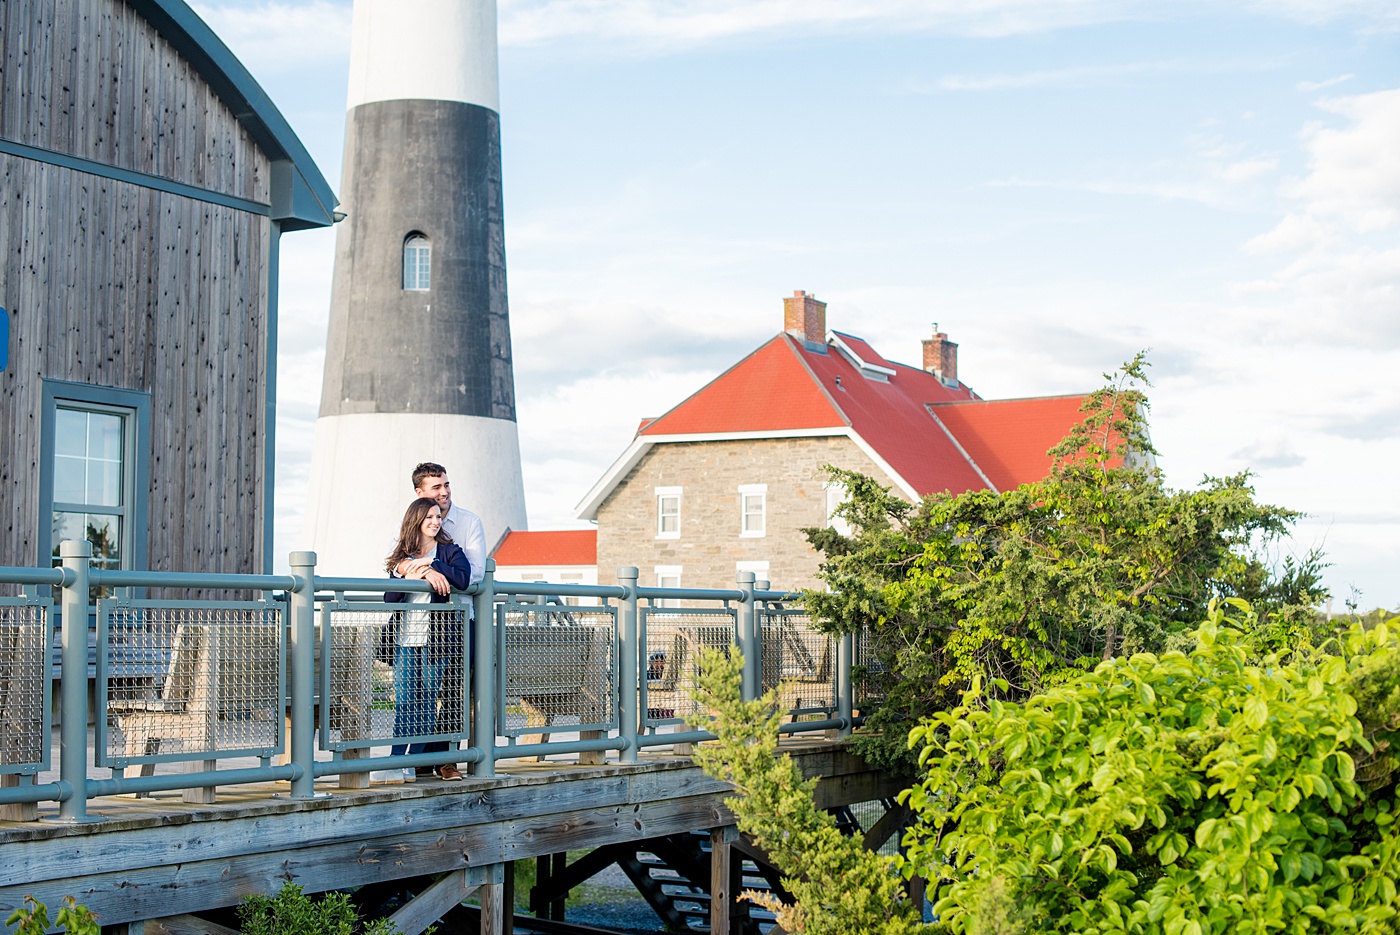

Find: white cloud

[499,0,1398,49]
[1230,437,1306,469]
[1286,89,1400,233]
[1297,73,1355,92]
[190,1,353,75]
[1238,87,1400,348]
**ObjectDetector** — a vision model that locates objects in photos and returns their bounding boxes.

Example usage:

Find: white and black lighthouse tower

[305,0,527,574]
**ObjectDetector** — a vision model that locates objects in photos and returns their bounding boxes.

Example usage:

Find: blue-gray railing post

[472,558,496,778]
[288,550,317,798]
[56,540,100,822]
[617,566,639,765]
[736,571,758,701]
[837,632,854,739]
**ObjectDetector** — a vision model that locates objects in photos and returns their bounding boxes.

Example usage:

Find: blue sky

[197,0,1400,608]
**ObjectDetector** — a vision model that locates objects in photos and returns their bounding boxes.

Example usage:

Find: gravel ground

[525,863,673,933]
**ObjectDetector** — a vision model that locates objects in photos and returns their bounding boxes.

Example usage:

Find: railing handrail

[0,546,857,819]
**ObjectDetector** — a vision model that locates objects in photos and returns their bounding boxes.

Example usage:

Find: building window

[654,565,682,608]
[40,381,150,592]
[825,481,852,537]
[655,486,681,538]
[403,233,431,291]
[739,484,766,538]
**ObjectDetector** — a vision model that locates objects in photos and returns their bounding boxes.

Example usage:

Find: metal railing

[0,543,860,821]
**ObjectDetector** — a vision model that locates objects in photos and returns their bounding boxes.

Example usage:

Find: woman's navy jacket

[384,541,473,603]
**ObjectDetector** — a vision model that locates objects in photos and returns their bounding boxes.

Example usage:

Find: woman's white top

[397,553,435,647]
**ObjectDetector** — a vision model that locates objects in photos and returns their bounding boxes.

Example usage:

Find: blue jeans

[391,643,444,756]
[390,620,466,757]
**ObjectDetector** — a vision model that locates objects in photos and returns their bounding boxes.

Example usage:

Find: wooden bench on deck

[504,624,612,764]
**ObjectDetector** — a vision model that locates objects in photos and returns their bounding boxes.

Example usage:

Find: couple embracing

[383,462,485,781]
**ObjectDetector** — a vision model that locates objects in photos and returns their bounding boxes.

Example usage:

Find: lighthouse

[304,0,527,575]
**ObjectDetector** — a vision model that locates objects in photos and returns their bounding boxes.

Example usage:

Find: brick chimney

[922,323,958,383]
[783,290,827,351]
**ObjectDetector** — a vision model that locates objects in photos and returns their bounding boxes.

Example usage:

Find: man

[405,461,486,781]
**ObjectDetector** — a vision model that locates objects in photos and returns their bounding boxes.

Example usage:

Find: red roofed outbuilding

[490,529,599,592]
[572,291,1101,592]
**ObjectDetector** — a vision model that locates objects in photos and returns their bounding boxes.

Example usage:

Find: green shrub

[907,601,1400,934]
[238,883,407,935]
[5,896,99,935]
[688,601,1400,934]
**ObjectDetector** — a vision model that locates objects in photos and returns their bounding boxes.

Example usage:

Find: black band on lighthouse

[321,98,514,421]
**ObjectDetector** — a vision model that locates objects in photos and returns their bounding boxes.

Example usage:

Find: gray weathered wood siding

[0,0,269,203]
[0,0,274,574]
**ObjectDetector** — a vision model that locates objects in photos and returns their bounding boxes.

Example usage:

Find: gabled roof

[639,337,846,436]
[131,0,338,230]
[576,329,1093,519]
[927,396,1089,492]
[492,530,597,567]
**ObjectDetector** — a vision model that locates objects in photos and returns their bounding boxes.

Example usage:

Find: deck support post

[55,539,101,823]
[736,571,758,701]
[479,863,507,935]
[472,559,496,778]
[617,566,639,765]
[711,824,739,935]
[288,550,317,799]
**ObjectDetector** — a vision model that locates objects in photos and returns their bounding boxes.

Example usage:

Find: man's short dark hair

[412,462,448,490]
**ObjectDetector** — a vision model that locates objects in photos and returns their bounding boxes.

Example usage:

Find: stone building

[575,291,1096,592]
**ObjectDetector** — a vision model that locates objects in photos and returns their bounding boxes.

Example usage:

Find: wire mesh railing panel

[854,624,891,708]
[98,602,284,766]
[641,609,738,727]
[759,611,837,716]
[322,604,469,751]
[0,600,52,773]
[499,604,617,738]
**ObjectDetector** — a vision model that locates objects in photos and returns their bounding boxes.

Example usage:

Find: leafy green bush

[907,601,1400,934]
[685,648,925,934]
[5,896,98,935]
[239,883,406,935]
[688,601,1400,934]
[805,356,1325,771]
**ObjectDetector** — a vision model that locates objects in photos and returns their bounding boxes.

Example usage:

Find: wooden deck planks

[0,743,893,930]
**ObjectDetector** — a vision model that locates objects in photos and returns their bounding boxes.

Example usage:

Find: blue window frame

[403,233,431,291]
[38,381,150,585]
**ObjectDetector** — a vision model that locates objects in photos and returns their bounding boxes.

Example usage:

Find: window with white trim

[403,233,431,291]
[655,486,681,538]
[739,484,766,537]
[654,565,682,608]
[40,381,150,599]
[825,481,852,536]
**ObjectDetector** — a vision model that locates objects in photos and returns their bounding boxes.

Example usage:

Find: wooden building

[0,0,336,574]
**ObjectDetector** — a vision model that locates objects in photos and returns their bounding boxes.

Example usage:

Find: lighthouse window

[403,234,431,291]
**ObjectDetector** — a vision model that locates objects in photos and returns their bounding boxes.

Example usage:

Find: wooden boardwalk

[0,740,900,933]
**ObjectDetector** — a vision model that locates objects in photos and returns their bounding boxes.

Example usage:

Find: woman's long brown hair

[385,496,454,573]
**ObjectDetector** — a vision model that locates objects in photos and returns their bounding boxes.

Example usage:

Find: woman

[384,497,472,780]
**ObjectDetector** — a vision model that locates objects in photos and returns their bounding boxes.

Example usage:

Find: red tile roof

[928,396,1090,492]
[492,530,597,566]
[792,337,992,495]
[579,329,1096,516]
[639,337,846,436]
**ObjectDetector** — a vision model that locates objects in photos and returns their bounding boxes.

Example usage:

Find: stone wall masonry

[594,435,908,594]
